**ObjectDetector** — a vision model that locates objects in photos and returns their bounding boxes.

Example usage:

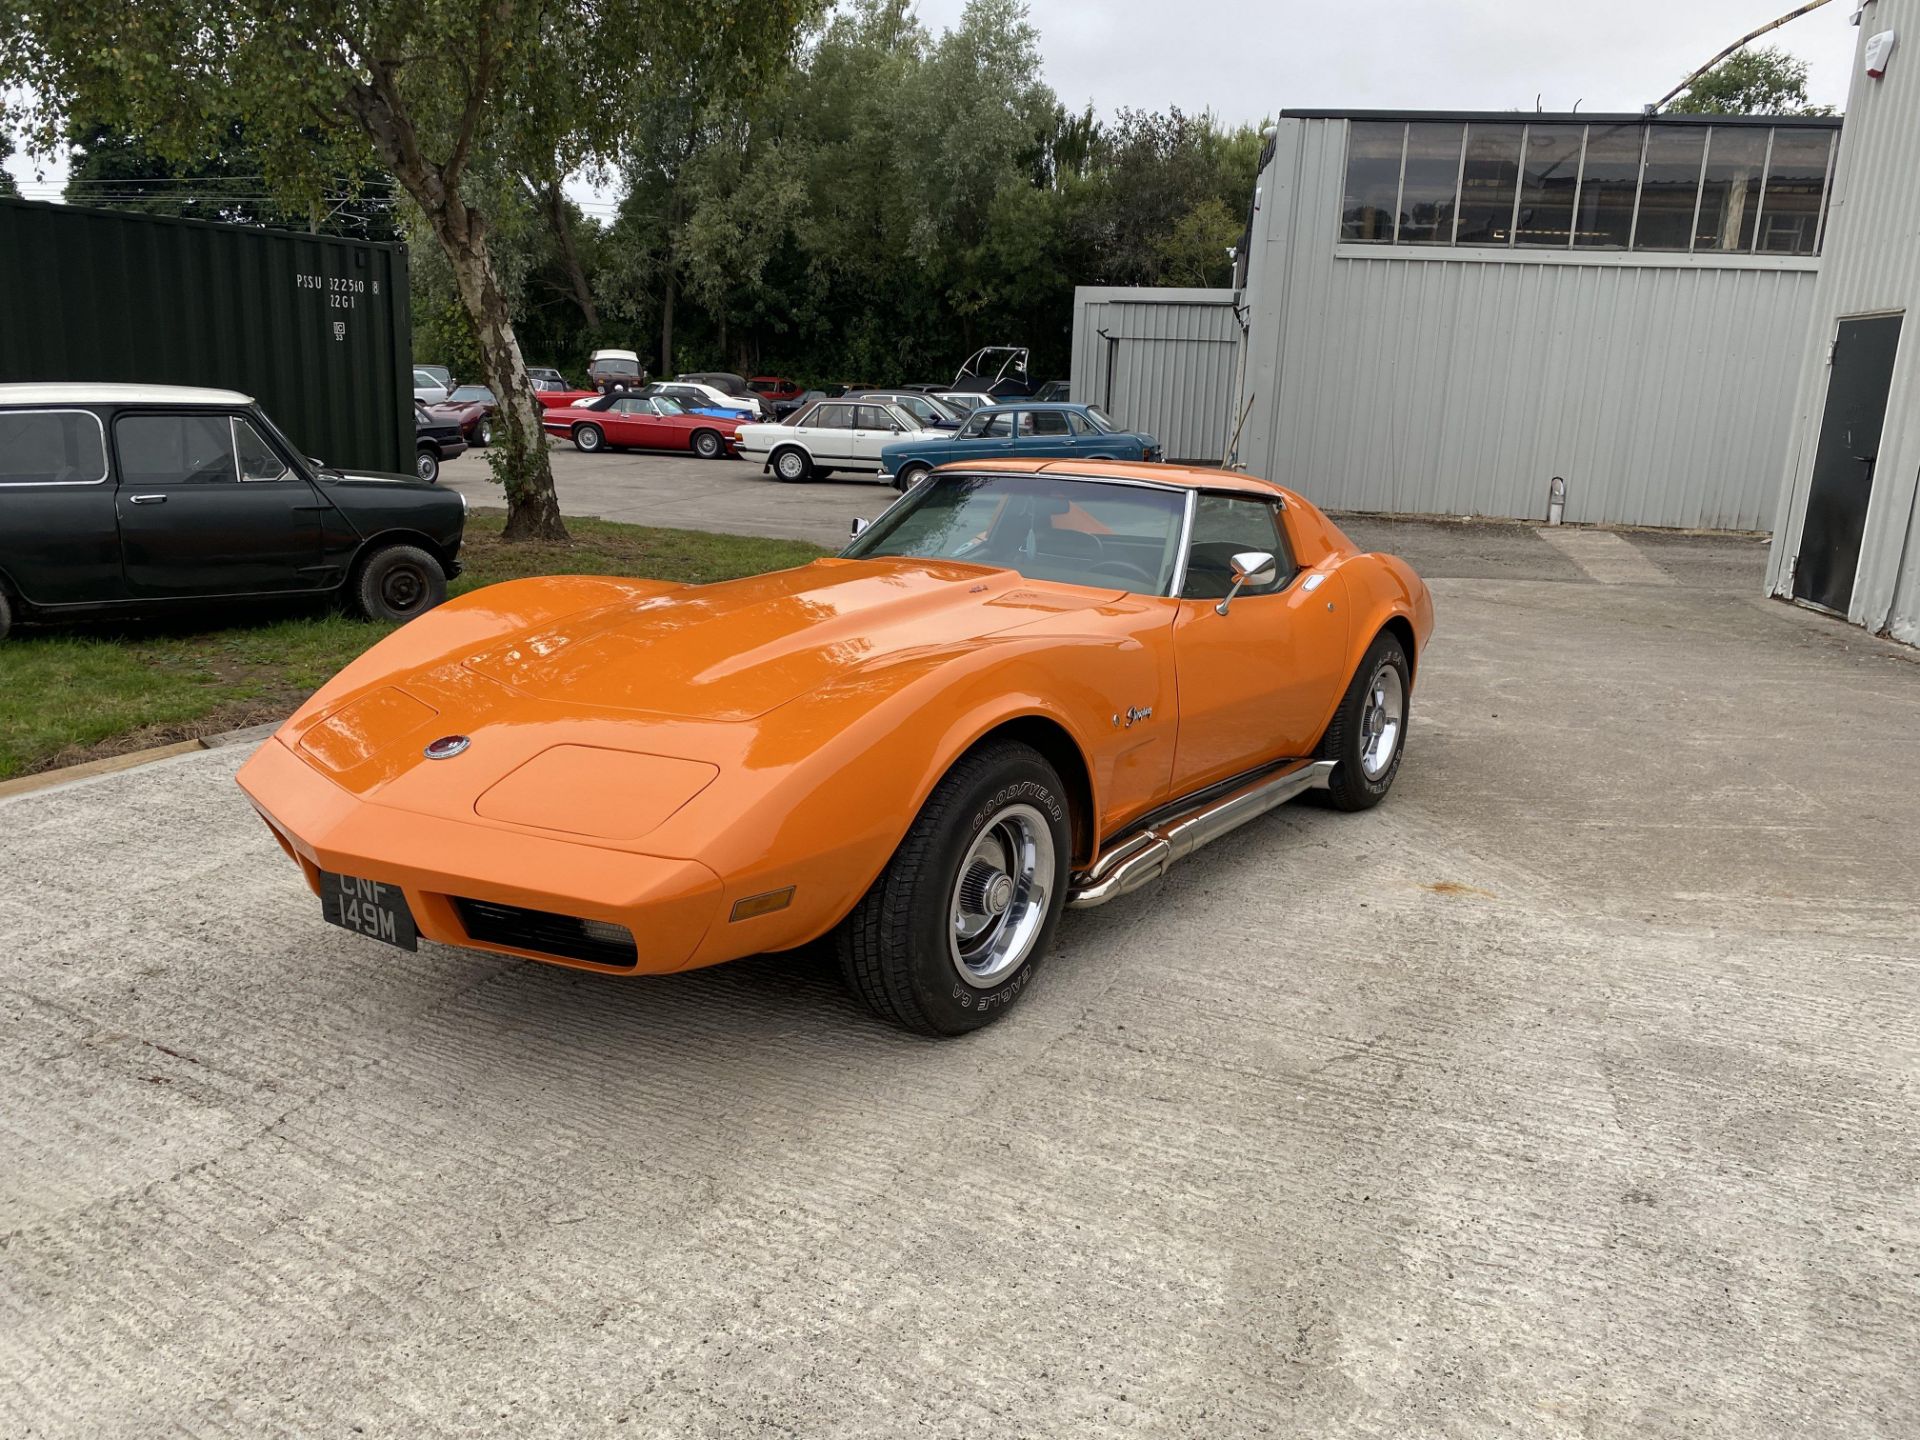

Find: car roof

[590,349,640,361]
[972,400,1085,413]
[0,382,254,407]
[940,457,1288,498]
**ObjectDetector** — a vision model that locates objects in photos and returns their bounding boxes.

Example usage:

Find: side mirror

[850,517,871,539]
[1215,550,1278,616]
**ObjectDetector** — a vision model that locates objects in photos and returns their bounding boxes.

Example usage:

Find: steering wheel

[1088,558,1160,589]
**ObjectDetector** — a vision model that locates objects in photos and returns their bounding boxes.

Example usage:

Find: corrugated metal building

[1233,109,1841,530]
[1767,0,1920,644]
[1068,287,1240,463]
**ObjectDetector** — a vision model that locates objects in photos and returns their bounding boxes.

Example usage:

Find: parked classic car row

[0,384,467,642]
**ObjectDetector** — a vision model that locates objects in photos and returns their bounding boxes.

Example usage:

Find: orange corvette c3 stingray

[237,460,1434,1035]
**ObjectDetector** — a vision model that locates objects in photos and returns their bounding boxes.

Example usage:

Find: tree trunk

[430,201,568,542]
[660,267,675,379]
[536,180,598,331]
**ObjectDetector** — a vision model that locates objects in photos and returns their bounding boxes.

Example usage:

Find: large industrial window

[1339,118,1835,256]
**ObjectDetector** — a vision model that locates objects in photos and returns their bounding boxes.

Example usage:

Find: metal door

[1794,315,1903,614]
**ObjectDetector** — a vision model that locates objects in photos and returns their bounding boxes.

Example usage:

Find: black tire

[771,447,811,483]
[0,585,13,643]
[691,429,724,460]
[353,544,449,624]
[415,446,440,484]
[894,462,930,492]
[837,741,1070,1036]
[1318,630,1411,812]
[573,423,605,453]
[475,417,493,447]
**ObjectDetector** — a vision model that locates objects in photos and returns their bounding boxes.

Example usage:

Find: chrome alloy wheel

[1359,662,1406,780]
[948,803,1055,989]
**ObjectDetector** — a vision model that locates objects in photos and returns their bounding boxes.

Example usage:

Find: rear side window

[0,410,109,485]
[1028,410,1072,436]
[811,404,856,430]
[116,413,238,486]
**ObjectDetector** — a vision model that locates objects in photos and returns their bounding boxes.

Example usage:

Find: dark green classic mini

[0,384,465,642]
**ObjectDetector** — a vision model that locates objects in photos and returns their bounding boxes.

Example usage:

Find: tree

[1670,45,1836,116]
[1,1,811,540]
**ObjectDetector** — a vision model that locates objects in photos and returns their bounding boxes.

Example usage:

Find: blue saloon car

[878,402,1159,490]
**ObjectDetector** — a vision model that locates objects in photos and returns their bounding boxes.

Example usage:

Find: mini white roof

[0,382,254,406]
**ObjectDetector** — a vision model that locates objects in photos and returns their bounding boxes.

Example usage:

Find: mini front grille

[452,898,639,968]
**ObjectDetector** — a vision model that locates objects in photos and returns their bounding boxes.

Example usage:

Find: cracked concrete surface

[2,522,1915,1437]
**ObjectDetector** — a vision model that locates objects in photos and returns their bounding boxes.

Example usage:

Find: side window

[812,403,855,430]
[1029,410,1071,436]
[1181,494,1295,601]
[855,405,896,430]
[232,417,288,481]
[980,412,1016,438]
[116,413,238,486]
[1065,412,1092,436]
[0,410,109,485]
[957,413,988,439]
[614,397,646,414]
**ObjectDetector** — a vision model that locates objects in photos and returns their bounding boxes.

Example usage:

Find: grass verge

[0,513,827,780]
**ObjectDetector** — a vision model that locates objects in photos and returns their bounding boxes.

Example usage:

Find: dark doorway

[1794,314,1903,613]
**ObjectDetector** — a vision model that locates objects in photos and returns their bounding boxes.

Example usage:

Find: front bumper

[238,738,725,975]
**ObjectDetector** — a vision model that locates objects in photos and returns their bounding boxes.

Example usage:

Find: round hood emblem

[424,735,471,760]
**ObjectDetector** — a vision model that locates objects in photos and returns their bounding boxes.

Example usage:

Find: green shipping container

[0,197,413,473]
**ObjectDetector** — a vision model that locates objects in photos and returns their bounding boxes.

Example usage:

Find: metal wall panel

[0,198,412,473]
[1767,0,1920,643]
[1070,287,1239,463]
[1238,120,1822,530]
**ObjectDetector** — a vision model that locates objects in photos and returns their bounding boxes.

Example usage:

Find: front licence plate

[319,871,419,951]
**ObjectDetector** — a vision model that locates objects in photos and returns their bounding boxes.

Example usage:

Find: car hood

[325,469,442,492]
[461,557,1118,721]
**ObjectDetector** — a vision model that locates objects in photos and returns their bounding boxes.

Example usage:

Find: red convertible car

[540,393,744,459]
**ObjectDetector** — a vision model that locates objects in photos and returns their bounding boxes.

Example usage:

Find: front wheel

[0,586,13,642]
[837,741,1070,1035]
[475,417,493,447]
[894,462,930,492]
[771,447,811,483]
[1318,630,1411,811]
[353,544,448,624]
[691,429,724,460]
[415,447,440,483]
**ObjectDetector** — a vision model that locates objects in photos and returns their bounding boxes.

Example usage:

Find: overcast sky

[920,0,1855,122]
[4,0,1857,196]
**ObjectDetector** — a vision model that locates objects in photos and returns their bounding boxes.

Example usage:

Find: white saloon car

[735,398,927,482]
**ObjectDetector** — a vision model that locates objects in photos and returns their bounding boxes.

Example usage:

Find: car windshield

[843,472,1186,596]
[451,386,493,403]
[652,396,689,415]
[597,358,640,375]
[940,394,980,415]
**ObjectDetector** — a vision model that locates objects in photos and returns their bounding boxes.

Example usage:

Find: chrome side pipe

[1066,759,1336,909]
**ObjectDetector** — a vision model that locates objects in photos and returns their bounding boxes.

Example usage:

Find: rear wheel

[837,741,1069,1036]
[415,446,440,483]
[771,447,811,483]
[475,417,493,447]
[691,429,724,460]
[0,586,13,642]
[1318,630,1411,811]
[353,544,448,624]
[573,423,605,453]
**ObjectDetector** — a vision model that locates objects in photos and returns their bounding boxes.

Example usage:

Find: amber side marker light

[730,887,796,922]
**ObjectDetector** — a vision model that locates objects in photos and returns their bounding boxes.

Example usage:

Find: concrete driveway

[4,521,1917,1437]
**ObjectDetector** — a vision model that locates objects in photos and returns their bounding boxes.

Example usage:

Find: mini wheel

[353,544,449,624]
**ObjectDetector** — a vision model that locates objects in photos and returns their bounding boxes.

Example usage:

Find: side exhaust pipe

[1067,758,1336,909]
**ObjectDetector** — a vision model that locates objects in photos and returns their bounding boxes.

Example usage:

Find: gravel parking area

[3,509,1916,1437]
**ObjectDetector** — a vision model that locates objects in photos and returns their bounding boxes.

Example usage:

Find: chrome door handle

[128,494,169,504]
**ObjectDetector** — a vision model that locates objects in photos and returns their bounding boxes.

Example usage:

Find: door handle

[128,494,169,504]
